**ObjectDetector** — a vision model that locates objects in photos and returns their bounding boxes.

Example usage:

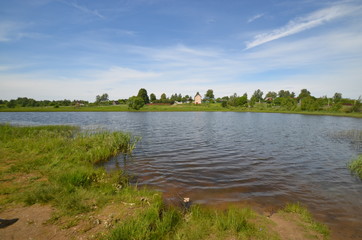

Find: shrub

[128,96,145,110]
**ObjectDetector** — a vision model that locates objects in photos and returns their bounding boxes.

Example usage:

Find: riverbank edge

[0,125,330,239]
[1,105,361,118]
[349,155,362,179]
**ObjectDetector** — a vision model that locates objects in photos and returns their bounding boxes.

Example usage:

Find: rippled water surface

[1,112,361,239]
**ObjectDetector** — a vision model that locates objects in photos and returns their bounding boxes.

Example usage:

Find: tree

[227,93,247,107]
[250,89,263,106]
[300,96,322,111]
[137,88,150,104]
[333,92,342,103]
[252,89,263,102]
[205,89,214,99]
[150,93,156,102]
[298,89,311,99]
[96,93,109,103]
[265,91,277,99]
[7,100,16,108]
[278,90,293,98]
[236,94,248,107]
[280,97,297,110]
[227,93,238,107]
[161,93,167,100]
[128,96,145,110]
[351,96,361,113]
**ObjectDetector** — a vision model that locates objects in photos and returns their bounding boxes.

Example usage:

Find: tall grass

[106,204,278,240]
[331,129,362,150]
[107,195,182,240]
[349,155,362,179]
[0,124,141,215]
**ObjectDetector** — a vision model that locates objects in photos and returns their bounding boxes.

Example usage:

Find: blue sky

[0,0,361,101]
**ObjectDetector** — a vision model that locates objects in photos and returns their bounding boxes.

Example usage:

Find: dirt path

[0,203,140,240]
[269,213,324,240]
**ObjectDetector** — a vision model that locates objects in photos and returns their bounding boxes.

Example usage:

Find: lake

[1,112,361,239]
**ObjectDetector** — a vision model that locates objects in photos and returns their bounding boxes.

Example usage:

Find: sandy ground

[0,203,139,240]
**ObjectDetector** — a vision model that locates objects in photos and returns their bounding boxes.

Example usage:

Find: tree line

[1,88,360,113]
[126,88,361,112]
[0,97,89,108]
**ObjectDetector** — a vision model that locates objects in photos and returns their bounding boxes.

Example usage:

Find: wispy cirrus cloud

[62,0,104,19]
[0,22,48,42]
[245,4,358,49]
[247,13,264,23]
[0,22,21,42]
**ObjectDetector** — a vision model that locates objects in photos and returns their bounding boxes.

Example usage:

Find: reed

[349,155,362,179]
[330,129,362,150]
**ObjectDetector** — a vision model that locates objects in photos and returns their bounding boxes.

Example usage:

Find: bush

[128,96,145,110]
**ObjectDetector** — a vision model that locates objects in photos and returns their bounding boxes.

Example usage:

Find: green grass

[349,155,362,179]
[107,205,278,240]
[0,124,142,215]
[280,203,330,239]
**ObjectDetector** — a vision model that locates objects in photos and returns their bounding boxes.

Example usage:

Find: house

[264,97,273,102]
[194,92,202,104]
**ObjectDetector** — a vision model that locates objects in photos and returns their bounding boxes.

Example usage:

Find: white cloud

[0,22,20,42]
[1,21,362,100]
[93,66,161,84]
[62,0,104,19]
[0,66,12,71]
[0,66,162,101]
[245,4,358,49]
[0,22,48,42]
[247,13,264,23]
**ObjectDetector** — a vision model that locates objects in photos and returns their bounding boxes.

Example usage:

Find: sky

[0,0,362,101]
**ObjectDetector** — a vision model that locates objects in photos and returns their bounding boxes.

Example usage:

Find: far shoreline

[1,104,362,118]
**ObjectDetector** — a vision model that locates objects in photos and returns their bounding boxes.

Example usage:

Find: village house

[194,92,202,104]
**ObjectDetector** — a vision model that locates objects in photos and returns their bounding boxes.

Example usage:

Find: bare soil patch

[0,202,141,240]
[270,212,324,240]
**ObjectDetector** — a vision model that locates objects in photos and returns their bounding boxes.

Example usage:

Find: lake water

[1,112,361,239]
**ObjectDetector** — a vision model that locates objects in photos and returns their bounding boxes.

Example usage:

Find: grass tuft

[281,202,329,239]
[349,155,362,179]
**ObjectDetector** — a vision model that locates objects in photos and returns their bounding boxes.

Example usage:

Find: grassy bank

[349,155,362,179]
[1,103,362,118]
[0,124,143,214]
[0,125,329,239]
